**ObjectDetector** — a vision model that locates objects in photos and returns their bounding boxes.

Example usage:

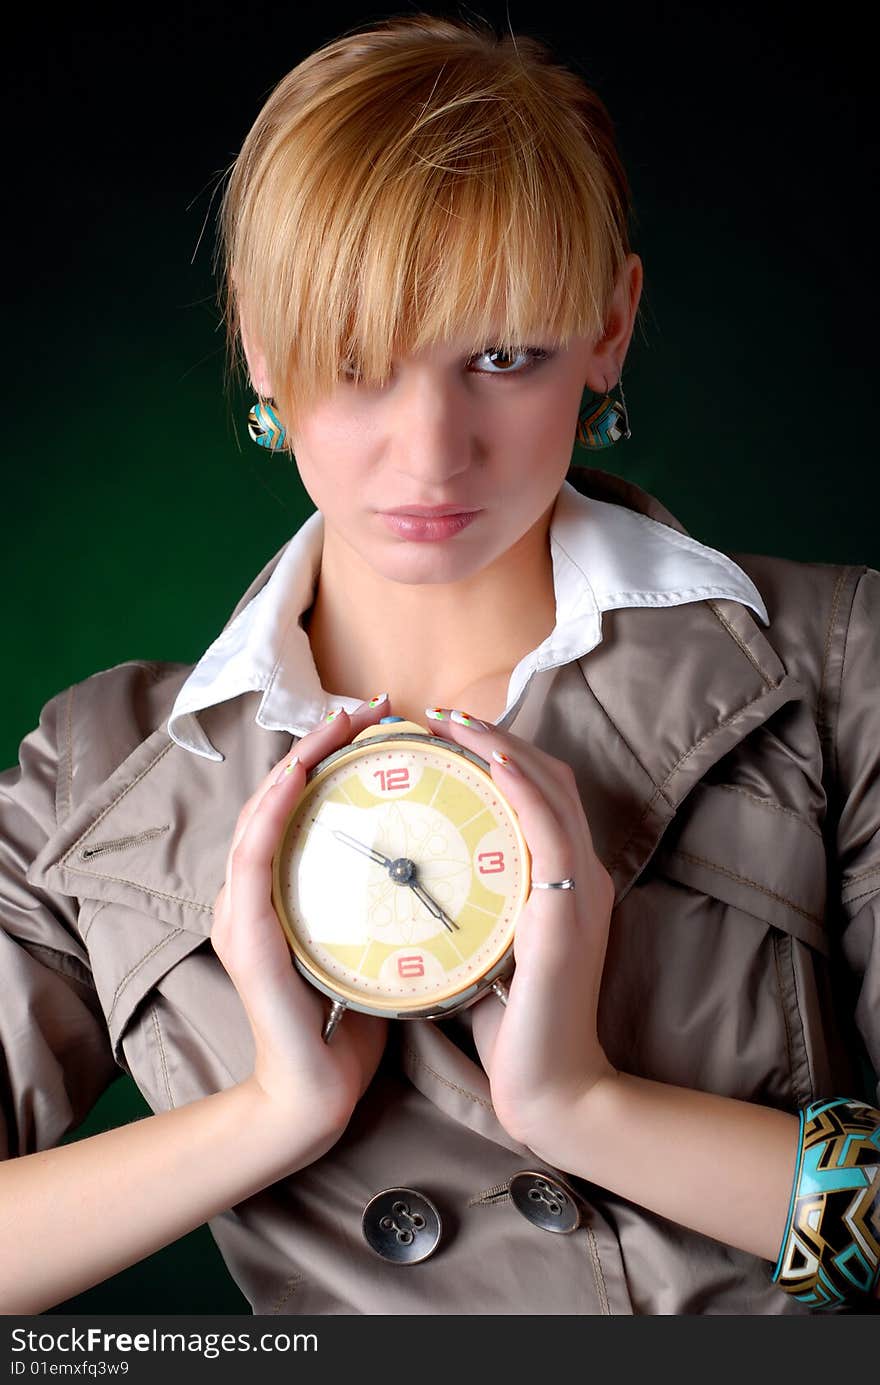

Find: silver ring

[530,877,576,890]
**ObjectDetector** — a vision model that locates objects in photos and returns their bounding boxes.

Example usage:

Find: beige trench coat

[3,465,878,1315]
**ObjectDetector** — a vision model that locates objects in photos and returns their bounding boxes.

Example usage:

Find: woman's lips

[378,510,481,541]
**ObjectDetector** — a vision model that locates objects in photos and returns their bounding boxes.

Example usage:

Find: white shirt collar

[168,479,770,761]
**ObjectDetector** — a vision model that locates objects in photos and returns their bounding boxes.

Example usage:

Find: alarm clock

[271,717,532,1040]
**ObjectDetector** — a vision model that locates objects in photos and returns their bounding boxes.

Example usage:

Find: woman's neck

[303,505,558,727]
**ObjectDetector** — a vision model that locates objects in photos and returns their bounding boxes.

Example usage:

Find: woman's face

[287,331,600,587]
[244,254,642,589]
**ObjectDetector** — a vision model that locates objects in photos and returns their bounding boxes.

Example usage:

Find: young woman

[1,13,877,1316]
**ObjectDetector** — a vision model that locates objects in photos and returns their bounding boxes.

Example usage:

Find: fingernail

[324,706,345,722]
[491,749,519,774]
[450,709,492,730]
[424,707,451,720]
[273,754,300,785]
[365,692,388,708]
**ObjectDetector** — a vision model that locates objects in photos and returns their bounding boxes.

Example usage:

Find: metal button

[508,1169,583,1234]
[361,1186,443,1264]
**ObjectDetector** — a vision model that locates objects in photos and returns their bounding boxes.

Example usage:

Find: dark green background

[5,0,877,1313]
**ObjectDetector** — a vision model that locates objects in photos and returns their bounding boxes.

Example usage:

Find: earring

[572,371,631,453]
[248,378,630,457]
[247,396,288,453]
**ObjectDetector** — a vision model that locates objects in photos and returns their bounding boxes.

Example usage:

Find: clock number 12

[373,767,411,792]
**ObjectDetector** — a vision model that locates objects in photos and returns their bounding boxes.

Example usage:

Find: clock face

[271,733,530,1015]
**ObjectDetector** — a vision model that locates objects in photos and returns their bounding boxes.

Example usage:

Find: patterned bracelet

[772,1096,880,1310]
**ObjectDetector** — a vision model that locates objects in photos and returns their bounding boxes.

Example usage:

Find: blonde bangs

[217,14,635,446]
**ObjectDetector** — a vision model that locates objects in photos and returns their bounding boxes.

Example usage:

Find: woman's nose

[389,379,480,482]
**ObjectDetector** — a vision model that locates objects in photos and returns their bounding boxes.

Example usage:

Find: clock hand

[327,827,393,869]
[408,880,460,933]
[320,825,460,934]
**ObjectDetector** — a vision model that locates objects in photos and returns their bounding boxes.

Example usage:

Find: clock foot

[491,978,509,1007]
[322,999,348,1042]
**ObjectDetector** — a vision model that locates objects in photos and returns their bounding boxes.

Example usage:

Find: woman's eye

[340,345,552,384]
[470,346,551,376]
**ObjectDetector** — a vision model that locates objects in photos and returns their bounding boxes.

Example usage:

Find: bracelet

[772,1096,880,1310]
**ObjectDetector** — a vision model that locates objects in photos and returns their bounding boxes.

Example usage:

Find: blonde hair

[217,11,639,446]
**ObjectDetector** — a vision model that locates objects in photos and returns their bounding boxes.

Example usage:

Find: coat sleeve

[834,565,880,1108]
[0,684,120,1160]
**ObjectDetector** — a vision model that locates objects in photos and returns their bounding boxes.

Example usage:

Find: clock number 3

[477,850,505,874]
[373,767,411,791]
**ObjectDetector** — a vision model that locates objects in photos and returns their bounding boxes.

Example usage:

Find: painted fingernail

[324,706,345,722]
[450,709,492,730]
[491,749,519,773]
[424,707,451,720]
[366,692,389,707]
[273,754,300,785]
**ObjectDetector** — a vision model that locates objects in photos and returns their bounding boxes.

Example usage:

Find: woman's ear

[591,252,643,388]
[238,298,274,398]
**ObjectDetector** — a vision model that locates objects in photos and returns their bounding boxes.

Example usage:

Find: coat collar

[165,471,769,760]
[26,465,807,1158]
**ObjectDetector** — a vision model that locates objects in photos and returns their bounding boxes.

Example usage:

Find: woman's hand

[424,707,619,1157]
[210,698,391,1158]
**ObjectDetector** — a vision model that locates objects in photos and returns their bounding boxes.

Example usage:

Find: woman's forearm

[0,1078,342,1315]
[536,1072,801,1262]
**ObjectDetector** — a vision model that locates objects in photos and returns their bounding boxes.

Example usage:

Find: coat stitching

[841,879,880,909]
[665,847,824,925]
[402,1042,495,1112]
[465,1186,612,1313]
[17,940,95,994]
[833,568,869,794]
[706,601,776,689]
[261,605,302,702]
[150,1002,174,1109]
[585,1225,611,1314]
[61,683,74,824]
[65,872,213,913]
[605,678,800,881]
[268,1273,304,1313]
[699,782,824,836]
[107,928,185,1022]
[785,935,814,1103]
[466,1182,512,1207]
[816,567,849,743]
[54,735,214,910]
[843,863,880,888]
[772,934,797,1105]
[571,657,674,877]
[80,826,171,859]
[59,740,177,868]
[578,621,786,808]
[659,694,786,790]
[80,900,110,944]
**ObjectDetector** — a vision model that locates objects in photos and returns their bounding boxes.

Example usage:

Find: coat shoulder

[725,550,870,702]
[50,659,195,812]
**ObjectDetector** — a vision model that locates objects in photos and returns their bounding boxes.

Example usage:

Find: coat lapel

[26,465,809,1156]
